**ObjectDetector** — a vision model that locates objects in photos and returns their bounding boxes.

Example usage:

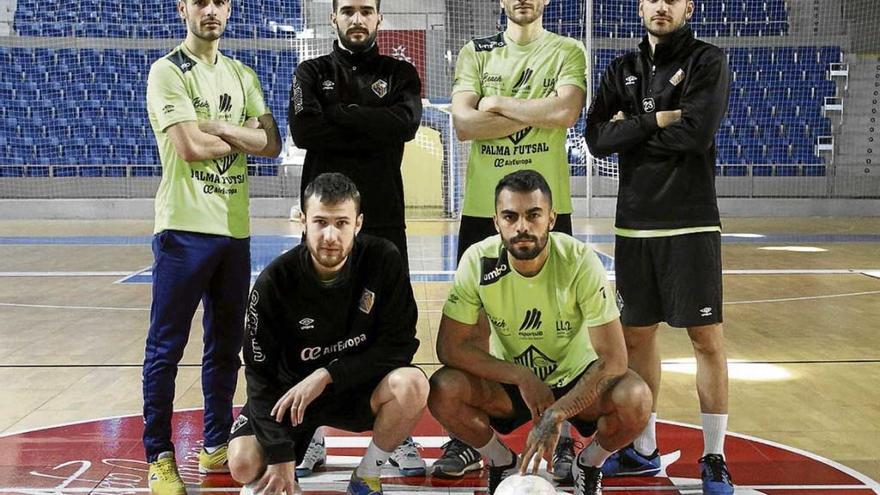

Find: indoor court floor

[0,217,878,494]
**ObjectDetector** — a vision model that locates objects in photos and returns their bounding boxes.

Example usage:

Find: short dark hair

[494,170,553,208]
[333,0,381,12]
[302,172,362,214]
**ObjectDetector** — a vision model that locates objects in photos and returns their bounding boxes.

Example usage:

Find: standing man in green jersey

[144,0,281,493]
[441,0,588,480]
[451,0,586,263]
[428,170,651,495]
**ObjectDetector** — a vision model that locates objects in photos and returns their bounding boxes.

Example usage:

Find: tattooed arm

[520,318,628,474]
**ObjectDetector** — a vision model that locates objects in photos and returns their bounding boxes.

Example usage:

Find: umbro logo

[625,75,638,86]
[519,308,542,331]
[299,317,315,330]
[219,93,232,113]
[700,307,713,317]
[322,80,335,91]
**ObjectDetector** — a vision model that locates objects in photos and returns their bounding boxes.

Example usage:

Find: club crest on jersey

[642,97,656,113]
[359,289,376,314]
[513,345,558,381]
[371,79,389,98]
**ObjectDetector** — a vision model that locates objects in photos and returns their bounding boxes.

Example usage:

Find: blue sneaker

[700,454,734,494]
[600,444,661,477]
[347,470,382,495]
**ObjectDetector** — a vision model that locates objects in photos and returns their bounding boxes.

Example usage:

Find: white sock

[577,439,614,468]
[476,433,514,467]
[559,420,572,439]
[357,440,392,478]
[312,427,325,445]
[634,412,658,455]
[701,413,728,457]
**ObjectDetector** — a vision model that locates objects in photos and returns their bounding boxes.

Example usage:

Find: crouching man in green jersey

[428,170,651,495]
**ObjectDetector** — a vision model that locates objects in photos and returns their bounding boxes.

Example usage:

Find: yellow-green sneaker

[199,444,230,474]
[347,470,383,495]
[148,452,187,495]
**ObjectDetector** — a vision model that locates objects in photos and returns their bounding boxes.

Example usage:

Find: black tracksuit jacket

[289,42,422,229]
[585,26,730,230]
[242,235,419,464]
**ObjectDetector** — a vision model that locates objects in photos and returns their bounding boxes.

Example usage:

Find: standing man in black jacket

[289,0,422,269]
[584,1,733,493]
[226,173,428,495]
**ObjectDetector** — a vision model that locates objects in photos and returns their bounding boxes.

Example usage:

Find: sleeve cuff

[639,113,660,134]
[265,445,298,465]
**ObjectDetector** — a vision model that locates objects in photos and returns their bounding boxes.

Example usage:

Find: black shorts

[490,361,598,438]
[614,231,723,328]
[457,214,573,263]
[230,382,379,464]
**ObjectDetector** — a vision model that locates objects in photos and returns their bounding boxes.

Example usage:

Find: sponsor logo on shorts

[700,306,713,317]
[230,414,248,434]
[359,289,375,314]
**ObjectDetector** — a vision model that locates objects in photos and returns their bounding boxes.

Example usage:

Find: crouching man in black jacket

[227,173,427,495]
[584,1,733,494]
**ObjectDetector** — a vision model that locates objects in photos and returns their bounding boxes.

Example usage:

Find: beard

[504,2,545,27]
[337,25,378,53]
[503,231,548,261]
[187,15,225,41]
[643,16,687,37]
[310,243,351,271]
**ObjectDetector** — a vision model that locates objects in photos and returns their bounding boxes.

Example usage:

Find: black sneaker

[700,454,734,494]
[486,450,520,495]
[572,458,603,495]
[551,436,577,483]
[431,438,482,478]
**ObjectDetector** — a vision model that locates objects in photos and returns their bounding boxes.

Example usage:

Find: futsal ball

[494,474,558,495]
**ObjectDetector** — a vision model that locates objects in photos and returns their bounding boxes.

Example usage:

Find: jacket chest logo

[625,75,638,86]
[371,79,389,98]
[298,317,315,330]
[669,68,686,86]
[359,288,376,314]
[322,80,335,91]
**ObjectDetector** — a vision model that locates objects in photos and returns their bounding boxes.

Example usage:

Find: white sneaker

[389,436,427,476]
[294,438,326,477]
